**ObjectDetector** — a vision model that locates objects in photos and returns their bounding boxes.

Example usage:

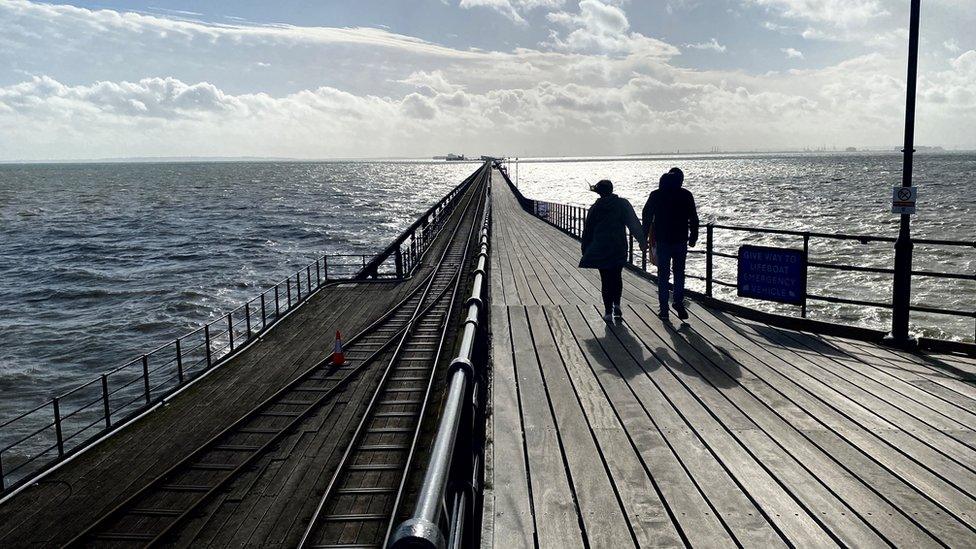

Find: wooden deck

[0,184,477,547]
[482,169,976,548]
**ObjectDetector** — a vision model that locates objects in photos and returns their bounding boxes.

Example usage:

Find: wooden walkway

[482,169,976,548]
[0,183,477,547]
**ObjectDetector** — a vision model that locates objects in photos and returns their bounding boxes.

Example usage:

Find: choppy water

[0,155,972,469]
[511,152,974,343]
[0,161,474,417]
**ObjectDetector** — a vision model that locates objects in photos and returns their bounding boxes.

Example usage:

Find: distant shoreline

[1,149,973,165]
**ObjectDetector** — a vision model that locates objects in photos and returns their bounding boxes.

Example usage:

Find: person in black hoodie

[642,167,699,321]
[580,179,646,321]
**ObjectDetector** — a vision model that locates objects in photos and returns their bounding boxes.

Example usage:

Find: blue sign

[737,245,807,305]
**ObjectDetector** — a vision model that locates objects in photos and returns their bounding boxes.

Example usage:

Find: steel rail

[297,166,490,549]
[61,172,489,548]
[389,184,492,549]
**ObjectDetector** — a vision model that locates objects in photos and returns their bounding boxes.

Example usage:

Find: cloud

[458,0,566,24]
[684,38,727,53]
[398,70,463,94]
[749,0,888,27]
[944,39,960,53]
[0,0,974,159]
[545,0,680,57]
[782,47,804,59]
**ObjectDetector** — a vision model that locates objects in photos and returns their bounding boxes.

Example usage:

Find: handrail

[0,165,490,496]
[390,181,492,549]
[505,177,974,346]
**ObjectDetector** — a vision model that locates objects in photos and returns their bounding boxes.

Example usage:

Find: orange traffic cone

[333,331,345,365]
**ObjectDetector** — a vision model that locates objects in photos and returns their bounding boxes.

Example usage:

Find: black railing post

[706,224,714,297]
[296,273,302,302]
[307,266,312,294]
[628,232,634,265]
[175,338,184,383]
[142,354,151,404]
[286,278,292,308]
[101,374,111,428]
[205,324,213,369]
[274,286,280,318]
[323,255,329,281]
[53,398,64,458]
[801,234,810,318]
[261,294,267,329]
[395,246,404,278]
[887,0,920,349]
[316,259,321,286]
[245,303,252,340]
[227,313,234,352]
[1,450,5,491]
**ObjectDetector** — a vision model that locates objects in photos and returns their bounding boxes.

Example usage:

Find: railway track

[296,180,487,549]
[64,167,489,549]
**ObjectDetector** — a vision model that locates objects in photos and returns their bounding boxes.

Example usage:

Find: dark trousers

[656,241,688,312]
[598,267,623,314]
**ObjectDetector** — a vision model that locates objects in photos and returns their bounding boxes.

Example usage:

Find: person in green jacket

[580,179,647,321]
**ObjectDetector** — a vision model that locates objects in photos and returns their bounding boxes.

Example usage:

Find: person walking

[580,179,646,321]
[642,167,699,321]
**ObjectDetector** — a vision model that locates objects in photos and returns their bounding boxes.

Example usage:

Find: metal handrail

[522,196,975,341]
[390,187,492,549]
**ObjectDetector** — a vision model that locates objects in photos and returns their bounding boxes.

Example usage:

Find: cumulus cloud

[545,0,680,57]
[782,47,804,59]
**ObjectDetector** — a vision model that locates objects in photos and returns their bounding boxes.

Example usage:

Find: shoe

[674,302,689,320]
[657,310,670,321]
[603,313,614,322]
[612,305,623,319]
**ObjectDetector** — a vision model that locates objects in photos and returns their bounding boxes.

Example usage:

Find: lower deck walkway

[482,169,976,548]
[0,188,473,547]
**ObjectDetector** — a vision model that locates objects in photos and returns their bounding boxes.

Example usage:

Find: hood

[660,173,683,190]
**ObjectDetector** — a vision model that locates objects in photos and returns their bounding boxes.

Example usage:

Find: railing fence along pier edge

[495,165,976,357]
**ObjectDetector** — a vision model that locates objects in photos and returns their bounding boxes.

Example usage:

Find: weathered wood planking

[485,168,976,548]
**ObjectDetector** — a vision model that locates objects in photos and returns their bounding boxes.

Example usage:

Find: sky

[0,0,974,160]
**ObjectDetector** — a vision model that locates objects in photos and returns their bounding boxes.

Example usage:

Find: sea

[0,153,973,470]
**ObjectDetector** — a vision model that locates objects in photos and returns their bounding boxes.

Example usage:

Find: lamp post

[886,0,921,349]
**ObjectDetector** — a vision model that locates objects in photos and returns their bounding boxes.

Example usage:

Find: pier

[481,166,976,548]
[0,163,974,548]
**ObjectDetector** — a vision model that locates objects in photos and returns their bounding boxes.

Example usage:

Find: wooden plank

[727,317,976,498]
[685,304,976,546]
[566,305,784,547]
[484,305,535,549]
[546,305,684,548]
[624,303,920,547]
[757,324,976,432]
[508,306,585,548]
[578,305,836,547]
[525,305,636,547]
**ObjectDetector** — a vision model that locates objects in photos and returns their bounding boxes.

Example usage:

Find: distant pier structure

[0,162,973,548]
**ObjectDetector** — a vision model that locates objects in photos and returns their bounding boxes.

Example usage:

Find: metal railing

[527,197,976,343]
[390,191,491,549]
[0,166,489,497]
[0,252,371,495]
